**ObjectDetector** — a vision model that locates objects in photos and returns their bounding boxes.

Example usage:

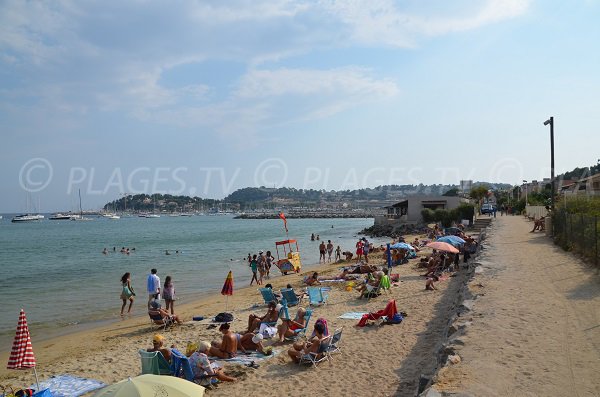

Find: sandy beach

[3,216,597,396]
[0,229,471,396]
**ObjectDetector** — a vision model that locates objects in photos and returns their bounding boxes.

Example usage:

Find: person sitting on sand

[209,323,238,359]
[426,275,440,290]
[190,341,237,382]
[147,333,172,362]
[148,299,183,325]
[238,332,266,354]
[305,272,321,286]
[277,308,307,342]
[288,321,326,363]
[246,301,278,333]
[342,251,354,261]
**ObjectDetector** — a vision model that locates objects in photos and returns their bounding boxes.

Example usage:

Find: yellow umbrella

[93,374,205,397]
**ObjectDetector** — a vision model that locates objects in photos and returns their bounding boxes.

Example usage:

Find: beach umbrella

[221,270,234,311]
[437,236,466,247]
[7,309,40,389]
[390,242,415,251]
[426,241,459,254]
[93,374,205,397]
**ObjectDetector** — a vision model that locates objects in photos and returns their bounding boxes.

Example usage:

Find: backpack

[214,312,233,323]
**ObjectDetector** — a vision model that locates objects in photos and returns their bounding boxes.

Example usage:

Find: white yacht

[12,214,45,223]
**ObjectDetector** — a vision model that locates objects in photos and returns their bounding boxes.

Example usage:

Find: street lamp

[522,180,528,205]
[543,117,555,213]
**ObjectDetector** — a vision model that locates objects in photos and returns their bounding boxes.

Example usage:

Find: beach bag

[390,313,403,324]
[214,312,233,323]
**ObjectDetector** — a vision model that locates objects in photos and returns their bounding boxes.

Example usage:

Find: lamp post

[523,180,528,205]
[543,117,555,212]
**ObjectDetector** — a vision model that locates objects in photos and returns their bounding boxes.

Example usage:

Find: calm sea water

[0,214,376,349]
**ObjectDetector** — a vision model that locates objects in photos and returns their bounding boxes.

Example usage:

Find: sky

[1,0,599,212]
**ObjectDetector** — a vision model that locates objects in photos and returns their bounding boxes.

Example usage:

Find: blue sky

[1,0,599,212]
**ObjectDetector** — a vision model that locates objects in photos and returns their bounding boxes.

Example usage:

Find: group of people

[318,240,341,263]
[119,268,178,317]
[248,250,274,285]
[103,246,136,255]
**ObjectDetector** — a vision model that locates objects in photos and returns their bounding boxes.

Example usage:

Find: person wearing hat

[147,334,172,362]
[238,332,266,354]
[189,341,237,382]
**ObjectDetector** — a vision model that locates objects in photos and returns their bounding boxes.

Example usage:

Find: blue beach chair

[171,348,218,387]
[258,287,278,305]
[280,288,302,306]
[307,287,328,306]
[285,308,313,341]
[299,335,332,368]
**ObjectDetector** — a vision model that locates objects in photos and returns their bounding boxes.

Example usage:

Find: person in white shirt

[147,268,161,308]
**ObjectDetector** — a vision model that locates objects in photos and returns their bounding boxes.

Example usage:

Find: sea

[0,214,377,350]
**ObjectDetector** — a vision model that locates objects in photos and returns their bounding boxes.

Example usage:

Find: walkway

[436,215,600,396]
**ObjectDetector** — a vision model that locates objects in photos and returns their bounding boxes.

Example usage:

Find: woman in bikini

[277,308,307,342]
[288,321,326,363]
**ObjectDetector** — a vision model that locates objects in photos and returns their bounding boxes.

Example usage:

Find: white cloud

[319,0,532,47]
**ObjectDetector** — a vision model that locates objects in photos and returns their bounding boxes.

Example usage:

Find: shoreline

[1,228,485,396]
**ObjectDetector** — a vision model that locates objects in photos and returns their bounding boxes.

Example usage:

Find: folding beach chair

[170,348,219,388]
[280,288,302,306]
[307,287,328,306]
[299,335,332,368]
[139,349,172,376]
[327,328,343,357]
[148,310,175,331]
[258,287,278,305]
[284,308,313,341]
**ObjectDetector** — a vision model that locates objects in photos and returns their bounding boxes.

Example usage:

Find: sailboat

[12,195,45,222]
[72,189,93,221]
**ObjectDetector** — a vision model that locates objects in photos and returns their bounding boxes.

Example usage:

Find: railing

[553,212,600,268]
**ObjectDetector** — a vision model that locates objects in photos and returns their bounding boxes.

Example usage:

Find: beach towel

[338,312,369,320]
[258,323,277,338]
[211,349,280,367]
[31,375,105,397]
[356,300,398,327]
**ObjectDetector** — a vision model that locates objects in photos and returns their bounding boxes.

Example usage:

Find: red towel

[357,300,398,327]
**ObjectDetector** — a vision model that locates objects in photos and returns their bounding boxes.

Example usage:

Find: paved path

[437,215,600,396]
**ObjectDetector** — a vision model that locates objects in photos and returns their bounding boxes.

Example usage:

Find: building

[561,172,600,197]
[375,195,467,226]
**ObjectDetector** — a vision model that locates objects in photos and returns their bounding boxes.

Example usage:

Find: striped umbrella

[221,271,234,311]
[7,309,40,389]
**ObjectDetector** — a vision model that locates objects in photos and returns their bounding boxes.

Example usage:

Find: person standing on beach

[335,245,341,261]
[147,268,161,308]
[120,272,135,316]
[362,237,370,263]
[326,240,334,263]
[249,254,260,285]
[265,250,274,278]
[257,250,266,282]
[356,239,364,262]
[163,275,176,315]
[319,241,326,263]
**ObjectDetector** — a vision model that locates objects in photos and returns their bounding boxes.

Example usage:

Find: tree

[470,185,489,202]
[443,187,459,197]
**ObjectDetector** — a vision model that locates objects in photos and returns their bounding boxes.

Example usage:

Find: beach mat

[31,374,105,397]
[212,349,280,366]
[338,312,369,320]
